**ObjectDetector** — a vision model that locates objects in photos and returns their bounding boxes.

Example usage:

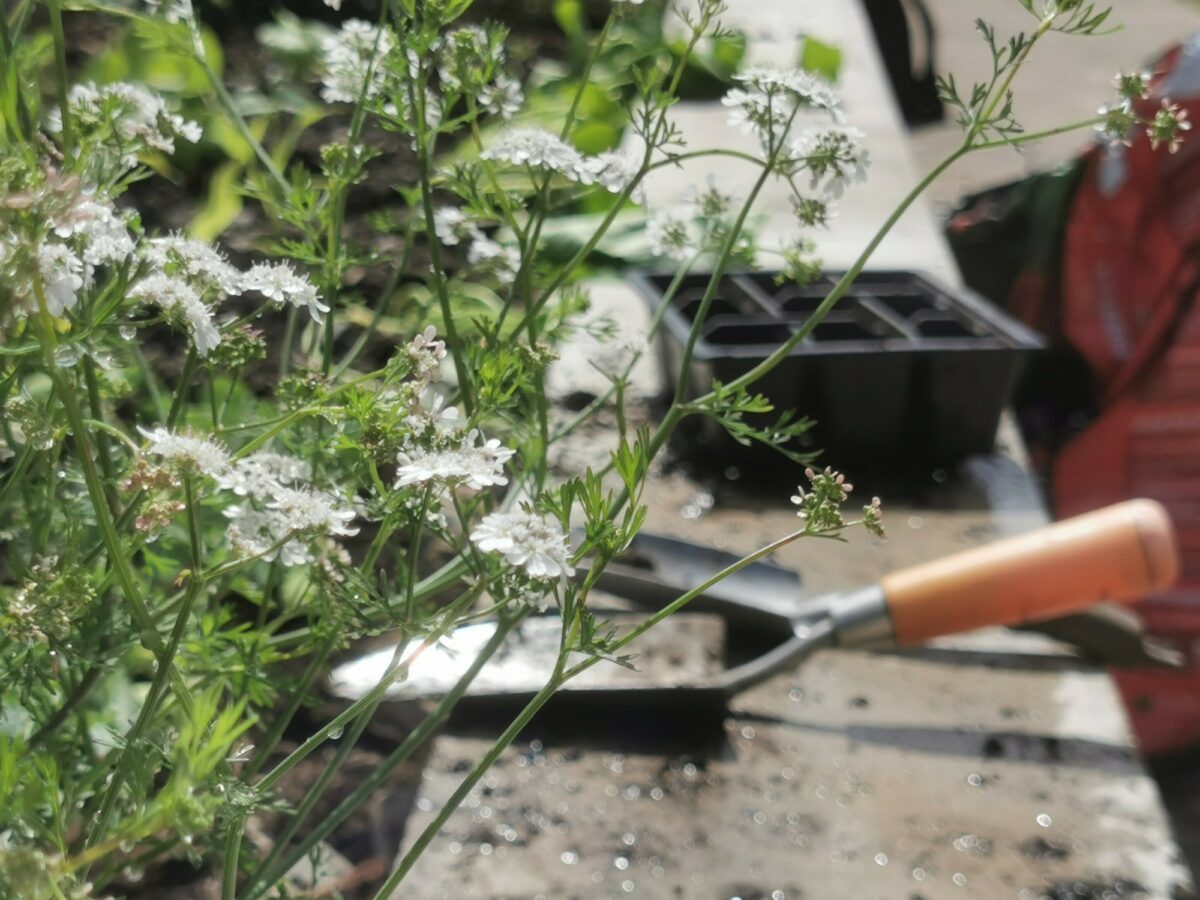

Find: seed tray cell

[629,269,1044,467]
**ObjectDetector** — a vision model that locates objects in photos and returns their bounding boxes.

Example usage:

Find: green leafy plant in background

[0,0,1188,897]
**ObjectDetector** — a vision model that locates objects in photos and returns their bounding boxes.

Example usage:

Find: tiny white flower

[395,429,514,491]
[645,205,701,261]
[433,207,484,246]
[722,68,841,146]
[52,82,201,167]
[586,150,641,195]
[467,236,520,284]
[408,325,447,380]
[144,234,243,296]
[223,452,312,498]
[54,196,135,267]
[267,486,360,538]
[130,272,222,356]
[320,20,394,104]
[404,390,462,439]
[37,243,89,316]
[482,127,592,185]
[242,261,329,323]
[138,426,232,479]
[478,73,524,120]
[789,126,869,198]
[471,509,574,580]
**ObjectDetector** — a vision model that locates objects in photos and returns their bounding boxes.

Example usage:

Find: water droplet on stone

[1036,813,1052,828]
[953,872,968,887]
[874,852,888,866]
[561,851,579,865]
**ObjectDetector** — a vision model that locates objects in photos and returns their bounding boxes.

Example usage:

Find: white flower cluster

[392,335,515,495]
[50,81,202,170]
[434,205,519,284]
[34,192,136,316]
[395,429,514,491]
[471,508,574,581]
[128,235,325,357]
[644,183,747,262]
[467,236,521,285]
[482,128,640,194]
[407,325,447,384]
[646,206,702,262]
[433,207,482,247]
[722,68,841,148]
[129,272,222,355]
[437,25,524,120]
[138,426,358,566]
[18,216,309,361]
[790,126,870,198]
[320,19,395,105]
[242,261,331,323]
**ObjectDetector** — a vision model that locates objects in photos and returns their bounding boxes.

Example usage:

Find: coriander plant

[0,0,1184,896]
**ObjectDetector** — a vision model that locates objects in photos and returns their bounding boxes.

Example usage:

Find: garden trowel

[329,500,1178,717]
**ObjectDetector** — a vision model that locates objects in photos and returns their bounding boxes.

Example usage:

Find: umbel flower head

[135,426,358,564]
[394,429,515,492]
[471,508,575,581]
[722,67,841,147]
[49,81,201,169]
[482,128,592,184]
[242,261,328,323]
[320,19,395,104]
[789,126,870,198]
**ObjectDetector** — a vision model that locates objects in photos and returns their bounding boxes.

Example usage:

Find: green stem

[974,116,1102,150]
[167,350,198,429]
[415,129,475,414]
[242,635,334,780]
[84,477,204,854]
[671,156,778,408]
[278,306,299,380]
[683,145,969,412]
[377,658,560,895]
[245,616,519,899]
[193,33,287,191]
[47,0,71,153]
[221,819,243,900]
[251,584,483,796]
[27,662,104,748]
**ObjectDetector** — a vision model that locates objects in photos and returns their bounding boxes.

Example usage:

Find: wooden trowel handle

[882,500,1179,645]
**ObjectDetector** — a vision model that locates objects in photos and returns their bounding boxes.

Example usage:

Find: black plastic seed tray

[629,269,1045,467]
